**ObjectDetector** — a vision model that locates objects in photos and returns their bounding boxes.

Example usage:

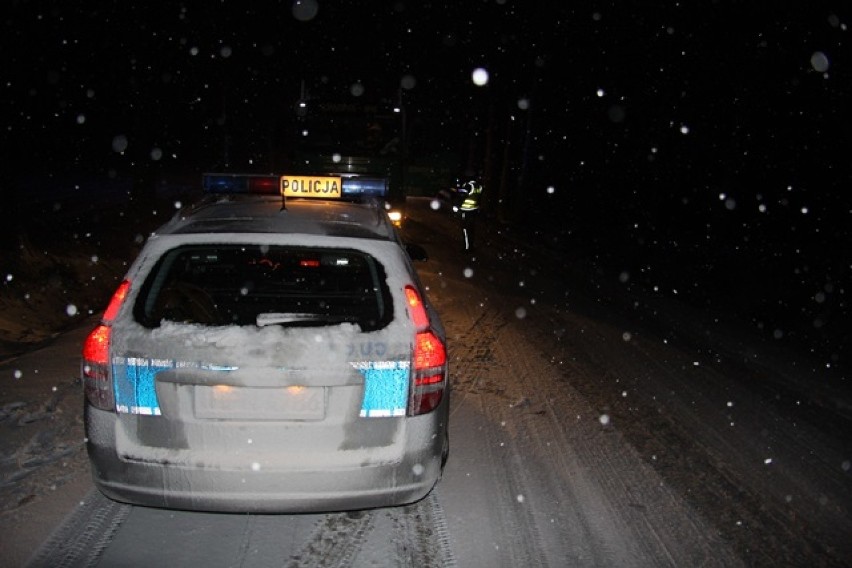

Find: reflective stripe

[460,185,482,211]
[352,361,410,417]
[113,357,173,415]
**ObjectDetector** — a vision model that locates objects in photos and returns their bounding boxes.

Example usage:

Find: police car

[81,173,449,513]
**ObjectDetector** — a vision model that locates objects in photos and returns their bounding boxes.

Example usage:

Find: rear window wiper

[256,313,358,327]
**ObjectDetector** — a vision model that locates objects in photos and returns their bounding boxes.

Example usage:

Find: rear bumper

[85,404,447,513]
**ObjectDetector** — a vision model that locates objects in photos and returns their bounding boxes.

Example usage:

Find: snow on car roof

[156,195,396,240]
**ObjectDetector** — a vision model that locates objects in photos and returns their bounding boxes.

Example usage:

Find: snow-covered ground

[1,191,850,566]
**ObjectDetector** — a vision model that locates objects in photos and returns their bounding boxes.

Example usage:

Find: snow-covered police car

[81,173,448,513]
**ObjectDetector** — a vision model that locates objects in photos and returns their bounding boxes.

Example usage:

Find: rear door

[108,242,416,469]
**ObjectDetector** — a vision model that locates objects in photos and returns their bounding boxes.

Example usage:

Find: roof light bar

[203,173,280,195]
[202,173,389,199]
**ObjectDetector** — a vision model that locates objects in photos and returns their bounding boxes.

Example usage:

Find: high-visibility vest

[460,185,482,211]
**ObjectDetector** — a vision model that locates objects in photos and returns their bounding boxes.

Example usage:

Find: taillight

[414,330,445,370]
[102,280,131,322]
[82,325,114,410]
[81,279,130,411]
[405,286,430,329]
[406,286,447,416]
[82,324,110,365]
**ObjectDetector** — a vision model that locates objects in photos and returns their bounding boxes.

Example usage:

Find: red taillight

[299,259,321,268]
[405,285,430,330]
[414,331,446,370]
[409,327,447,416]
[82,324,111,366]
[82,280,130,411]
[82,325,115,410]
[102,279,131,322]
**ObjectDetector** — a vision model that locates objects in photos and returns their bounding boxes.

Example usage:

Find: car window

[134,244,393,331]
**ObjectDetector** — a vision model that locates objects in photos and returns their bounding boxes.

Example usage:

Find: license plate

[194,385,326,420]
[281,175,342,198]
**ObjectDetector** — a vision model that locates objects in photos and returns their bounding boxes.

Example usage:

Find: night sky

[3,1,850,369]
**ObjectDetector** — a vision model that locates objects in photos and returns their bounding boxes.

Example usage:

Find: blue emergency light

[341,177,388,198]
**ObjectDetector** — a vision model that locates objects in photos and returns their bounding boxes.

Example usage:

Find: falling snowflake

[112,135,129,153]
[292,0,319,21]
[472,67,489,86]
[810,51,830,73]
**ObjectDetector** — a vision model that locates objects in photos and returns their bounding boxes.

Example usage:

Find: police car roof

[156,195,396,240]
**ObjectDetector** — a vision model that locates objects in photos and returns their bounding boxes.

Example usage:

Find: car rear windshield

[134,244,393,331]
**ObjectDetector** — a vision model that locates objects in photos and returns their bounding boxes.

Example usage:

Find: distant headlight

[387,210,403,226]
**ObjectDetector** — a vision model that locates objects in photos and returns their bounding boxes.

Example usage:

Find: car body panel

[83,194,448,513]
[86,404,446,513]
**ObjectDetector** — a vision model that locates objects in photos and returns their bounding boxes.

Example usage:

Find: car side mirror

[405,243,428,262]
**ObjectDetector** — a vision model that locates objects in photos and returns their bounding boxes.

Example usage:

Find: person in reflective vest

[456,180,482,251]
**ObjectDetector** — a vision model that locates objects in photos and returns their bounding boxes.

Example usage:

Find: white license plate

[194,385,326,420]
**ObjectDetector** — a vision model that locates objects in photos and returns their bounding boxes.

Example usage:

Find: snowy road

[7,198,851,566]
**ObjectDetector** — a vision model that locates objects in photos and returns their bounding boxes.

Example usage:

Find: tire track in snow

[27,489,131,567]
[284,510,376,567]
[445,302,553,567]
[382,492,457,568]
[282,493,456,568]
[425,247,740,565]
[530,299,851,566]
[500,317,740,566]
[472,308,675,566]
[489,320,638,566]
